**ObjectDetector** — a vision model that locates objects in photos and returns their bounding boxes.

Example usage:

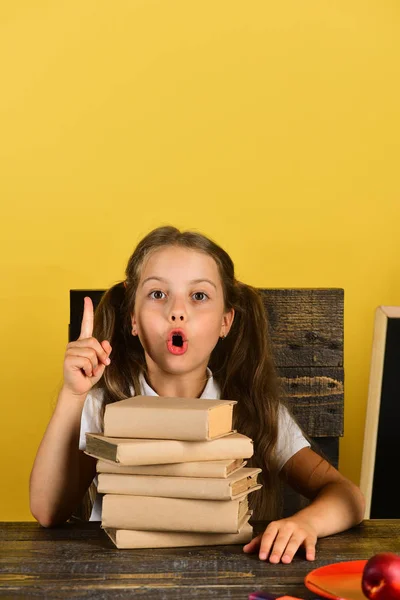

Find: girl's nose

[168,297,187,322]
[171,312,184,322]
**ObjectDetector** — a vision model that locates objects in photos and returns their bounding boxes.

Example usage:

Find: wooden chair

[70,287,344,520]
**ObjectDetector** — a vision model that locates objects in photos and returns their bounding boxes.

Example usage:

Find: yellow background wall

[1,1,399,520]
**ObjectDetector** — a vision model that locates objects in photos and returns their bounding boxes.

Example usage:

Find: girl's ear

[221,308,235,338]
[131,314,138,336]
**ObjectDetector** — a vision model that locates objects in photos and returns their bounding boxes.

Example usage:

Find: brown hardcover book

[85,432,253,466]
[97,467,262,500]
[101,493,252,533]
[103,518,253,549]
[103,396,237,441]
[96,458,247,478]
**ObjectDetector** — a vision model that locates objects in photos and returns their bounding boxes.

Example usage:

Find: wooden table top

[1,519,399,599]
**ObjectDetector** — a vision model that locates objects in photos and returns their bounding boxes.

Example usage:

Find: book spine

[116,437,253,465]
[96,460,230,478]
[104,520,253,548]
[97,473,231,500]
[104,406,209,440]
[101,494,245,533]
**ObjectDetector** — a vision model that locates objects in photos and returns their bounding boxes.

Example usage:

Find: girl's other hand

[62,296,112,397]
[243,517,317,564]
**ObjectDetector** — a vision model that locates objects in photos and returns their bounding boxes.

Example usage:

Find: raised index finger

[79,296,94,340]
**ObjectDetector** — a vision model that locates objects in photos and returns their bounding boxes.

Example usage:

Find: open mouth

[172,334,183,347]
[167,329,188,355]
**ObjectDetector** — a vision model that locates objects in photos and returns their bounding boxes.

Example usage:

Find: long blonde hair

[92,225,289,519]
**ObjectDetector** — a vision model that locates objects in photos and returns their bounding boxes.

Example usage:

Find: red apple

[362,552,400,600]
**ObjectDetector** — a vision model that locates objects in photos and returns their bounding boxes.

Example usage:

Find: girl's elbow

[30,506,56,528]
[30,500,69,528]
[33,513,57,528]
[347,481,366,525]
[356,487,366,523]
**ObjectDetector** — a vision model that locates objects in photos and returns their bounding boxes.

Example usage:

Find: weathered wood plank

[259,288,344,367]
[278,366,344,437]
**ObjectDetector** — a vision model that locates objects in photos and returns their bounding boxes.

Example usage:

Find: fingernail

[105,358,111,365]
[259,552,267,560]
[269,554,279,563]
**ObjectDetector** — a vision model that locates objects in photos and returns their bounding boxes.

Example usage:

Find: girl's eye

[149,290,166,300]
[192,292,208,302]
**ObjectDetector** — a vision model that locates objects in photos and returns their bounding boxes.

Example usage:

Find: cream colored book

[103,395,237,441]
[97,467,262,500]
[103,519,253,549]
[101,493,252,533]
[85,432,253,466]
[96,458,247,478]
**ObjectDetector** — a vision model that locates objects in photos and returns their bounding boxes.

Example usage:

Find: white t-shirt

[79,368,310,521]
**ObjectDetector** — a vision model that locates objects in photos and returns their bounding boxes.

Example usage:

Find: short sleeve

[275,404,311,471]
[78,388,105,451]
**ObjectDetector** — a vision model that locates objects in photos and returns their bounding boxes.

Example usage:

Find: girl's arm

[29,387,96,527]
[280,447,365,535]
[243,447,365,563]
[29,297,112,527]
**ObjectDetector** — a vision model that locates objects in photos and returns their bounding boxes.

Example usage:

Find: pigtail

[210,281,284,520]
[92,282,146,415]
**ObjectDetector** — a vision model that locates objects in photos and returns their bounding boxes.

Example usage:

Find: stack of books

[85,395,262,549]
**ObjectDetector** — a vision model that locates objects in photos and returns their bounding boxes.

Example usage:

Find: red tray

[305,559,368,600]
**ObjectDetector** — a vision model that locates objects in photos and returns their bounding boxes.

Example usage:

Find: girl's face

[131,246,234,377]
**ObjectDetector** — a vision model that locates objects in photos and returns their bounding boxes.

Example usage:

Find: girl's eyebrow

[141,276,217,290]
[190,278,217,290]
[141,276,168,287]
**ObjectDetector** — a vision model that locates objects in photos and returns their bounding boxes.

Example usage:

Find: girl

[29,225,365,563]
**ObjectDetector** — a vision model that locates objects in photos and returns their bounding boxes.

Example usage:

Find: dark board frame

[70,287,344,518]
[360,306,400,518]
